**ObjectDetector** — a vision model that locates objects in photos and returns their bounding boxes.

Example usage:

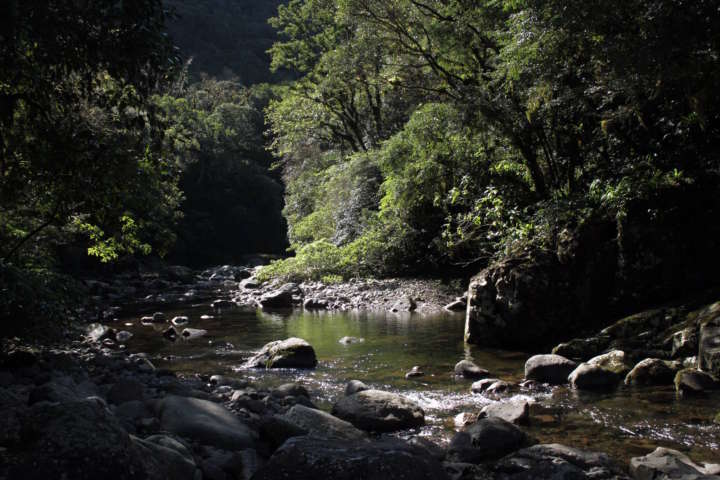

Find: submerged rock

[331,389,424,432]
[115,331,133,343]
[252,436,449,480]
[244,338,318,369]
[448,416,533,463]
[524,354,577,385]
[454,359,491,380]
[630,447,720,480]
[303,297,328,309]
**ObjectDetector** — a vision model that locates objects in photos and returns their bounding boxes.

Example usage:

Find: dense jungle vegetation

[261,0,720,282]
[2,0,720,328]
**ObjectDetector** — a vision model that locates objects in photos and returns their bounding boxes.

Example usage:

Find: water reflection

[120,304,720,464]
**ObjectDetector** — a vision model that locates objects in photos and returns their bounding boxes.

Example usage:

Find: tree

[0,0,181,265]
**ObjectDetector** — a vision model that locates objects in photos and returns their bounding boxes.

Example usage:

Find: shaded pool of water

[120,304,720,466]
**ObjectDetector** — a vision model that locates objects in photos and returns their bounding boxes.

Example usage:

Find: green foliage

[0,0,182,268]
[261,0,720,282]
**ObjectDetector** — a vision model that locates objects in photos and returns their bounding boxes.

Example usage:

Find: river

[120,302,720,465]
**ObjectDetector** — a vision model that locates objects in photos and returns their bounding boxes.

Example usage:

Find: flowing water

[120,303,720,465]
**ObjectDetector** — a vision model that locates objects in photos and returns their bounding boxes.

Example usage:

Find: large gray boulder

[494,443,629,480]
[331,389,425,432]
[524,354,577,385]
[157,395,256,450]
[252,436,449,480]
[480,400,530,425]
[244,337,317,369]
[629,447,720,480]
[568,351,630,391]
[448,416,533,463]
[282,404,366,441]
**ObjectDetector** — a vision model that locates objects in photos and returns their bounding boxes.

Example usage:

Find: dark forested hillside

[165,0,287,84]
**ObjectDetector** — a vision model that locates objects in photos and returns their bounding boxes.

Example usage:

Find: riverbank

[2,264,720,479]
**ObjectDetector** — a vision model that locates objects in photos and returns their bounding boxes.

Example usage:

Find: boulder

[629,447,720,480]
[271,383,309,399]
[448,416,533,463]
[10,399,148,479]
[244,338,318,369]
[494,443,629,480]
[252,436,449,480]
[552,336,611,361]
[699,303,720,376]
[157,395,256,450]
[282,404,367,441]
[390,296,417,312]
[331,389,424,432]
[171,316,189,326]
[107,379,144,405]
[568,350,632,390]
[524,354,577,385]
[471,378,502,393]
[674,368,720,397]
[132,435,198,480]
[258,284,297,309]
[28,380,83,405]
[454,360,491,380]
[480,400,530,425]
[624,358,680,386]
[569,363,622,391]
[344,380,369,396]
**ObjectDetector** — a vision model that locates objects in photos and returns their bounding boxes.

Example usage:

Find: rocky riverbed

[2,264,720,479]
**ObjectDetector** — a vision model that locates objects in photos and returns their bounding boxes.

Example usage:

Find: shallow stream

[120,303,720,465]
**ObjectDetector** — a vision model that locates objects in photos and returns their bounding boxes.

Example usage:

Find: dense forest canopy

[260,0,720,282]
[2,0,720,327]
